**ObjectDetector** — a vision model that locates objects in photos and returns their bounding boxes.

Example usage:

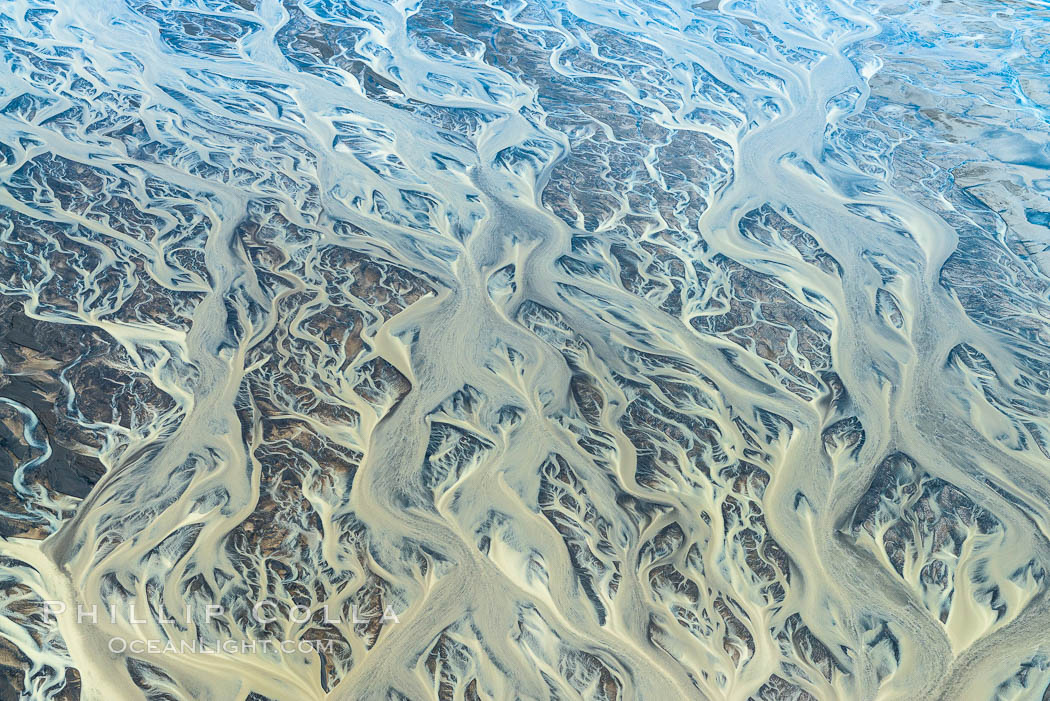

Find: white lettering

[77,605,98,624]
[322,605,340,624]
[129,604,147,624]
[42,601,65,617]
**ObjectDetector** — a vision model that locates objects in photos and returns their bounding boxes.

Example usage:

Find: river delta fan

[0,0,1048,699]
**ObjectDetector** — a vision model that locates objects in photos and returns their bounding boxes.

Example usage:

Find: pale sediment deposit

[0,0,1049,699]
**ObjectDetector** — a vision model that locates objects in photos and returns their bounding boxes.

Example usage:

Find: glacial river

[0,0,1049,699]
